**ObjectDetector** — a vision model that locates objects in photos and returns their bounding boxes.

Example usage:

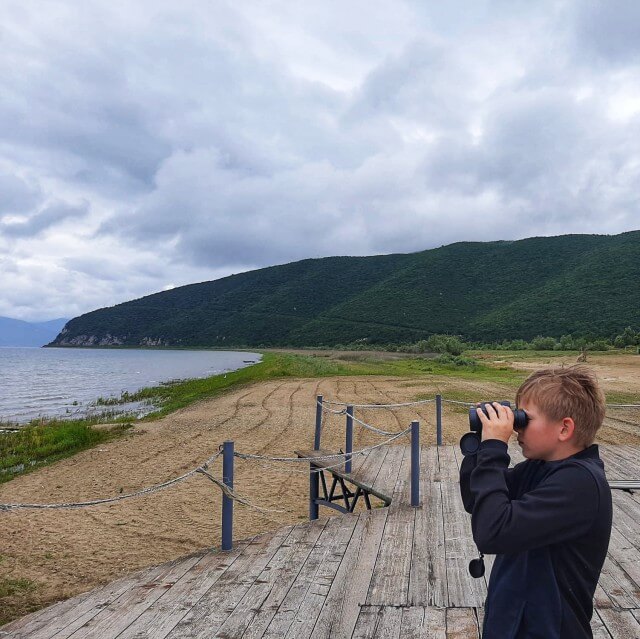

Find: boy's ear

[558,417,576,442]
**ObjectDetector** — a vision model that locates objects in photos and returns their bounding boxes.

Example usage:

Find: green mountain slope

[50,231,640,347]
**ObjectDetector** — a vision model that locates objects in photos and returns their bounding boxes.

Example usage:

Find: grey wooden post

[345,405,354,473]
[222,440,234,551]
[411,420,420,507]
[314,395,323,450]
[436,394,443,446]
[309,465,319,520]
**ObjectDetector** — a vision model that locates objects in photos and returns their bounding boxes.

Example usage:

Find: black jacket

[460,440,612,639]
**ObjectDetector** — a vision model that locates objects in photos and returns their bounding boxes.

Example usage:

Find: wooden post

[314,395,323,450]
[436,394,443,446]
[309,464,319,521]
[345,405,353,474]
[222,440,234,551]
[411,420,420,507]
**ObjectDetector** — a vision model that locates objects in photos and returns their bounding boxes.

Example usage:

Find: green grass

[0,577,36,598]
[0,422,132,484]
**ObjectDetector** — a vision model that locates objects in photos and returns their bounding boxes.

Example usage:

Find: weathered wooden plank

[371,446,406,497]
[57,553,203,639]
[612,492,640,547]
[350,447,389,487]
[409,448,448,607]
[280,513,359,639]
[591,609,614,638]
[351,606,381,639]
[598,556,640,610]
[423,445,439,483]
[594,582,615,609]
[436,446,459,484]
[309,510,388,639]
[261,513,359,638]
[211,518,328,639]
[400,606,447,639]
[3,559,171,639]
[596,607,640,638]
[367,447,415,606]
[599,527,640,609]
[116,542,249,639]
[601,447,635,481]
[351,605,404,639]
[608,445,640,476]
[440,481,486,607]
[3,557,185,639]
[446,607,480,638]
[164,525,296,638]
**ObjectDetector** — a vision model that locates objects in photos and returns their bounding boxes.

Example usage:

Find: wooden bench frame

[296,448,392,516]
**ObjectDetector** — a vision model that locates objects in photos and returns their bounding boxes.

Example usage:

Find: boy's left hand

[477,402,515,444]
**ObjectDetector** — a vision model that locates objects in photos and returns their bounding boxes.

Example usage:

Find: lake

[0,347,260,425]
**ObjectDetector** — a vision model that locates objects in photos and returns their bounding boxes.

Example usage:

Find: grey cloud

[572,0,640,64]
[0,173,43,215]
[1,201,89,238]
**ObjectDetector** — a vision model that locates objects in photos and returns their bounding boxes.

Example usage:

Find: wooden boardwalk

[3,444,640,638]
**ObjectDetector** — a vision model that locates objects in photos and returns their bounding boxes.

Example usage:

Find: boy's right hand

[477,401,515,444]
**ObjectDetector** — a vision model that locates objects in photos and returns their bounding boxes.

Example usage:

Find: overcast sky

[1,0,639,321]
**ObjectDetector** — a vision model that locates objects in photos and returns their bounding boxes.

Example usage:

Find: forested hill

[50,231,640,348]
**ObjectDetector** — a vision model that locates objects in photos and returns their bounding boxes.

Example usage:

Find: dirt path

[1,359,639,624]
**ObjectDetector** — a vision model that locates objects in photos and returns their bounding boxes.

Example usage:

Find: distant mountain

[0,317,69,347]
[49,231,640,348]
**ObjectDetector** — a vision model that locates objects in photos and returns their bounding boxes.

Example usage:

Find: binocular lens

[459,401,529,456]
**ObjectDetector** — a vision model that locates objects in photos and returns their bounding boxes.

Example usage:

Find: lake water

[0,347,261,425]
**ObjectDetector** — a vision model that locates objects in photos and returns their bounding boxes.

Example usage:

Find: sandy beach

[1,354,639,624]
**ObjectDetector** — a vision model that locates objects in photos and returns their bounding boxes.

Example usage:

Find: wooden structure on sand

[4,441,640,638]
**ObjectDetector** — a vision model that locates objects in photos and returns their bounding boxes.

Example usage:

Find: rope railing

[321,397,640,410]
[233,426,411,464]
[320,398,436,409]
[0,449,223,511]
[349,412,410,437]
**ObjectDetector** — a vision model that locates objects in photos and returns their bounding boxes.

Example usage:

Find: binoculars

[459,401,529,456]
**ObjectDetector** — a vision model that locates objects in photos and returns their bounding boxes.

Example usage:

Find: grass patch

[0,577,36,599]
[0,422,133,484]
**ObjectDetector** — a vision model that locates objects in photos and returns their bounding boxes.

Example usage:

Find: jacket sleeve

[469,440,600,554]
[459,440,525,513]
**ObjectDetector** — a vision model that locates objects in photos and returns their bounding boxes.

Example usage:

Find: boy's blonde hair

[515,365,606,447]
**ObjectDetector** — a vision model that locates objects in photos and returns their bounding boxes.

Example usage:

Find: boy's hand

[477,402,515,444]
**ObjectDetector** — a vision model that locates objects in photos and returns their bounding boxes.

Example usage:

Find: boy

[460,366,612,639]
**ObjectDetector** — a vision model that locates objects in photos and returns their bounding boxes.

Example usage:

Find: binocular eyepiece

[459,401,529,456]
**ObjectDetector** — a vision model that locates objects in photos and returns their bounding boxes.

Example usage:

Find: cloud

[0,173,43,215]
[0,0,639,320]
[572,0,640,65]
[1,200,89,238]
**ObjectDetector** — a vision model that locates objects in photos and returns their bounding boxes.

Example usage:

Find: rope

[0,450,222,511]
[318,403,348,415]
[349,412,409,437]
[196,469,287,515]
[319,398,436,409]
[233,427,411,465]
[442,399,640,409]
